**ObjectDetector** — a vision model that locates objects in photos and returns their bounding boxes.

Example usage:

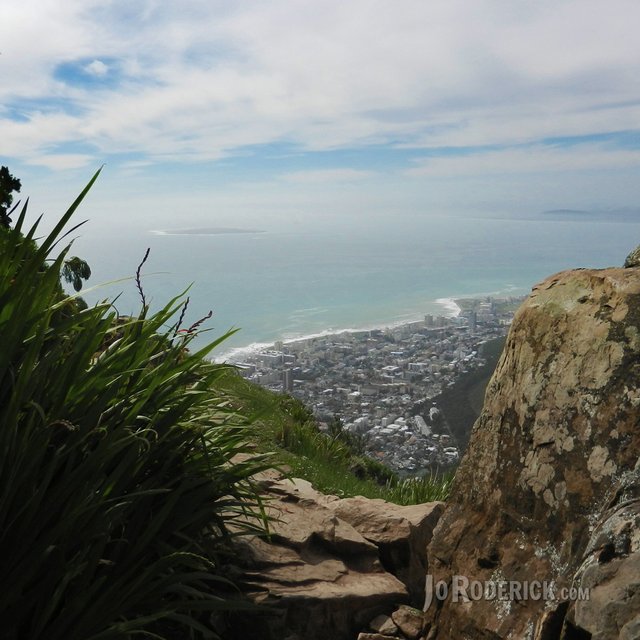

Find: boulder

[326,496,444,602]
[226,473,443,640]
[560,462,640,639]
[391,605,425,639]
[624,244,640,268]
[424,267,640,638]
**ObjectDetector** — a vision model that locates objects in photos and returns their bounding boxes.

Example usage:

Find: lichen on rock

[424,266,640,639]
[624,244,640,268]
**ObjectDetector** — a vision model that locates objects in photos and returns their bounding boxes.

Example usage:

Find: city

[232,296,524,476]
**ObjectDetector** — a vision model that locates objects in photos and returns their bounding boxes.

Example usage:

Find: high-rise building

[282,368,293,393]
[469,310,477,335]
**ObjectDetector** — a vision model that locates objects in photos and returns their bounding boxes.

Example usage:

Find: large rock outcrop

[224,471,443,640]
[424,266,640,639]
[328,495,443,603]
[562,459,640,639]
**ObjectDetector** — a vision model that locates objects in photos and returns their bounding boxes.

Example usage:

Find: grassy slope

[217,369,451,504]
[0,180,273,639]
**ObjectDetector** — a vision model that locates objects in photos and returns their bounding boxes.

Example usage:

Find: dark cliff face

[424,267,640,639]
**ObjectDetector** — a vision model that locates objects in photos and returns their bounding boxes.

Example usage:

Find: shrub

[0,172,269,639]
[276,419,352,463]
[350,456,398,486]
[384,471,453,504]
[263,395,450,503]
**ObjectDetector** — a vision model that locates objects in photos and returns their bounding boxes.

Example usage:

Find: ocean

[71,212,640,359]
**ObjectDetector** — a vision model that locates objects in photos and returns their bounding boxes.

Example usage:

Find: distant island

[540,208,640,222]
[542,208,591,217]
[151,227,265,235]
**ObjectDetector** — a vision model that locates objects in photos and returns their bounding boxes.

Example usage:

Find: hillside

[0,175,450,639]
[217,368,451,504]
[425,264,640,639]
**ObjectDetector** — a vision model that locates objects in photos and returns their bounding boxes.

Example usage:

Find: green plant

[384,471,453,504]
[350,455,397,486]
[0,165,21,227]
[61,255,92,291]
[276,418,352,463]
[0,171,270,639]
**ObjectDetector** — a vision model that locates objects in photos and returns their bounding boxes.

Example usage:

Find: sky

[1,0,640,229]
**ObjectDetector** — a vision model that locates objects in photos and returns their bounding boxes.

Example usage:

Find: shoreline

[214,296,466,363]
[150,227,265,236]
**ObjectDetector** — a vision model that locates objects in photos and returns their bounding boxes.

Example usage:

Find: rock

[391,605,425,639]
[620,617,640,640]
[560,463,640,639]
[357,634,396,640]
[424,267,640,638]
[369,613,399,635]
[253,475,443,604]
[325,496,444,603]
[227,475,411,640]
[624,244,640,267]
[569,554,640,639]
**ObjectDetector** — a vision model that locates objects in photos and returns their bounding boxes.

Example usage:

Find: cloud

[83,59,109,77]
[281,169,374,183]
[26,153,95,170]
[0,112,83,158]
[406,144,640,177]
[0,0,639,177]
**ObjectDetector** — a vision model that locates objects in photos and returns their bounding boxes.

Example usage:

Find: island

[151,227,265,235]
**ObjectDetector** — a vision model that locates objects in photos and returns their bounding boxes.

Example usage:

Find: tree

[0,166,22,228]
[0,166,91,291]
[62,255,92,291]
[0,171,268,637]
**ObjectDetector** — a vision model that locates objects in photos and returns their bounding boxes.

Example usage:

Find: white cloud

[84,59,109,76]
[281,169,374,183]
[0,0,639,172]
[26,153,95,170]
[406,144,640,177]
[0,112,83,157]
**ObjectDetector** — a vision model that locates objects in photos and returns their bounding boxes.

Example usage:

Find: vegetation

[0,165,91,294]
[0,167,450,637]
[435,335,505,449]
[0,165,21,227]
[61,255,92,292]
[0,171,270,639]
[218,371,452,504]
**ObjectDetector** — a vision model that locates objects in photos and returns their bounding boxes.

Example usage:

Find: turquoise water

[71,213,640,358]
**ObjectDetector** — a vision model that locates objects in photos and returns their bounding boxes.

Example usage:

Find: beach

[216,295,465,363]
[74,212,640,362]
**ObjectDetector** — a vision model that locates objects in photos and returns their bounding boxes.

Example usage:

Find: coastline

[223,292,522,475]
[214,295,464,363]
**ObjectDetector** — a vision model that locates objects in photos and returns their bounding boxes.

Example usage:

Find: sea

[70,211,640,360]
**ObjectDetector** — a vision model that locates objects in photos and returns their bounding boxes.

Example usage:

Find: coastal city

[232,296,524,476]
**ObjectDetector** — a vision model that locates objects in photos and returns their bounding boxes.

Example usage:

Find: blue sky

[1,0,640,228]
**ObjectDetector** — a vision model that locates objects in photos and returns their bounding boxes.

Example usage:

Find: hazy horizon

[1,1,640,230]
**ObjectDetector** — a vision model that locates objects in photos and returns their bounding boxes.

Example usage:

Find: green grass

[217,369,452,504]
[0,169,448,640]
[0,172,271,639]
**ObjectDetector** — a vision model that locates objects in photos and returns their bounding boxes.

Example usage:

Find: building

[282,368,293,392]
